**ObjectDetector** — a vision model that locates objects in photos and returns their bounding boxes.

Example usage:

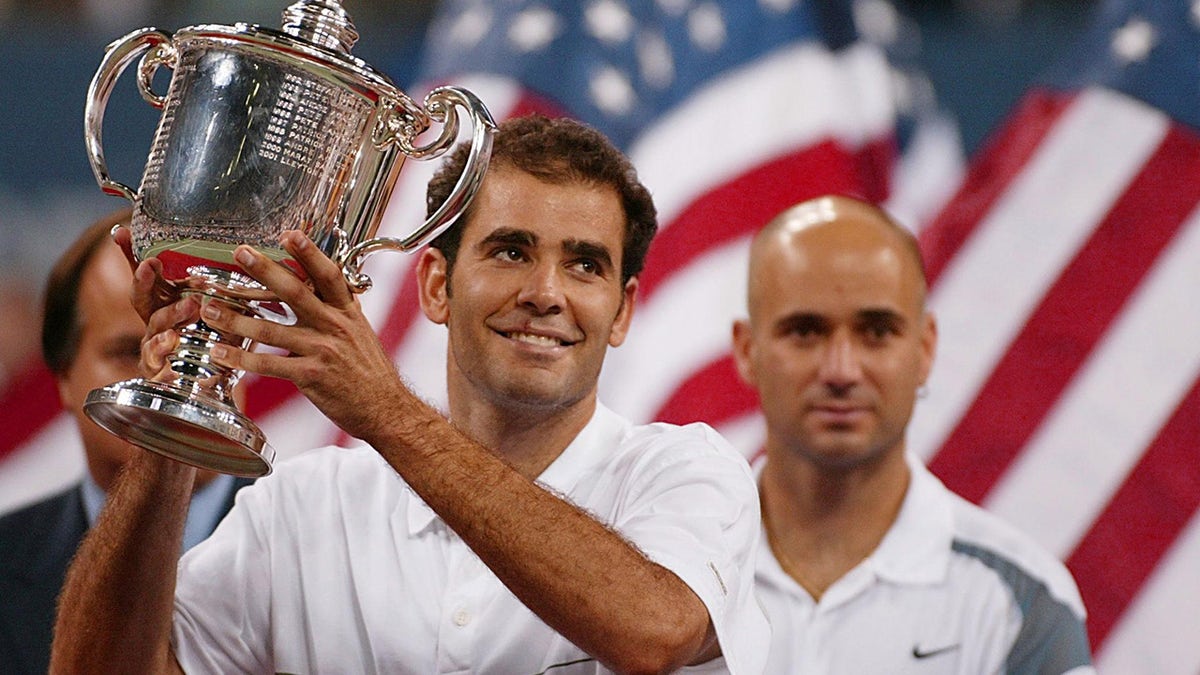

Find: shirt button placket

[437,545,478,673]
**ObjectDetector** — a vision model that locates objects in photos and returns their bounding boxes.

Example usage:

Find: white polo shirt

[172,403,769,674]
[755,453,1094,675]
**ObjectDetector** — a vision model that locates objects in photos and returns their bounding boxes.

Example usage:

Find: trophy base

[84,379,273,478]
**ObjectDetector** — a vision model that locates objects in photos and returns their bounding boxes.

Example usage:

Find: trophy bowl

[82,0,495,477]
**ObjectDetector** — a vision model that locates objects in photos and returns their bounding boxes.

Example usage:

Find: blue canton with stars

[416,0,860,151]
[1044,0,1200,132]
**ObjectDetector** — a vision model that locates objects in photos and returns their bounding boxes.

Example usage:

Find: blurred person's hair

[42,209,132,375]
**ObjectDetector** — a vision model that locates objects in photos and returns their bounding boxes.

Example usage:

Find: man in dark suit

[0,209,252,675]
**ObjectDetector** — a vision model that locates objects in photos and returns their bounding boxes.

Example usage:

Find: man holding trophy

[54,94,767,675]
[53,4,765,671]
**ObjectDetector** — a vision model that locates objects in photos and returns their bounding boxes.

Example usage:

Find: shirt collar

[752,451,955,595]
[865,452,955,585]
[533,402,625,494]
[404,403,625,537]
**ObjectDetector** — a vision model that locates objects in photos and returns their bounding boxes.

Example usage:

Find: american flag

[0,0,1191,671]
[911,0,1200,670]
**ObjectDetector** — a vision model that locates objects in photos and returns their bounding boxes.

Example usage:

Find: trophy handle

[84,27,176,202]
[340,86,497,292]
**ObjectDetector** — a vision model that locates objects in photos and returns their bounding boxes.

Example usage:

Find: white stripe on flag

[983,203,1200,557]
[256,392,344,459]
[392,319,451,414]
[357,200,421,328]
[909,88,1169,460]
[885,109,964,232]
[0,414,83,514]
[629,42,894,227]
[714,411,767,461]
[1096,508,1200,675]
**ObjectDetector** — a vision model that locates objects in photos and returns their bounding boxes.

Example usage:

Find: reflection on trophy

[82,0,495,477]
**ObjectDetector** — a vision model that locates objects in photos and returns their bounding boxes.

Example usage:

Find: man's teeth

[510,332,563,347]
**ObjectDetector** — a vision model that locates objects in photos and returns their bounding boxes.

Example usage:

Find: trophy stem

[83,287,276,478]
[171,314,245,405]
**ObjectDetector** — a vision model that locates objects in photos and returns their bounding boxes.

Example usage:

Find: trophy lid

[280,0,359,54]
[171,0,399,101]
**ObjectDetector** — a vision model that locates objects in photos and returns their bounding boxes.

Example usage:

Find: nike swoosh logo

[912,643,960,659]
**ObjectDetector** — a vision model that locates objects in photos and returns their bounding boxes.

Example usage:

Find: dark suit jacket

[0,477,252,675]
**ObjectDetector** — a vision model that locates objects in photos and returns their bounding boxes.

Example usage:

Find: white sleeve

[171,476,276,674]
[613,424,769,675]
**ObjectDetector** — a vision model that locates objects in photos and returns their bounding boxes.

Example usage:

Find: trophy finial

[282,0,359,53]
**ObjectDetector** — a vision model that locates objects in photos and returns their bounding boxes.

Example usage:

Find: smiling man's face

[420,167,636,416]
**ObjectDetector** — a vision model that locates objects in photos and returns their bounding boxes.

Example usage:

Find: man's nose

[517,261,564,314]
[819,332,863,389]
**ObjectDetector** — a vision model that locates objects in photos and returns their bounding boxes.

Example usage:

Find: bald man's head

[733,194,937,470]
[746,195,928,318]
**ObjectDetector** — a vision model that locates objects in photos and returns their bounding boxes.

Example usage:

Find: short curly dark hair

[426,115,657,285]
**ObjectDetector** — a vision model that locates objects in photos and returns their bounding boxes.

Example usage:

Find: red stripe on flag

[506,90,570,120]
[920,89,1073,287]
[639,138,894,300]
[0,360,63,460]
[856,132,896,206]
[377,273,425,353]
[928,124,1200,504]
[242,376,300,419]
[1067,375,1200,650]
[654,354,758,427]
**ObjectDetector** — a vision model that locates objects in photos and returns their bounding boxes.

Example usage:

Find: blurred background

[0,0,1098,383]
[7,1,1200,672]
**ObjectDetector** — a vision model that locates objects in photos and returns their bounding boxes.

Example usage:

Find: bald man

[733,195,1094,674]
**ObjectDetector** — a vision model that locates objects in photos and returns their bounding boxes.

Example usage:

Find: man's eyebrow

[858,308,906,324]
[563,239,615,271]
[775,312,826,334]
[479,228,537,249]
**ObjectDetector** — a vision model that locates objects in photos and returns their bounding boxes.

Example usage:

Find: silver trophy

[83,0,495,477]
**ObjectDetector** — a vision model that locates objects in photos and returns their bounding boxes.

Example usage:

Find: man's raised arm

[51,291,204,674]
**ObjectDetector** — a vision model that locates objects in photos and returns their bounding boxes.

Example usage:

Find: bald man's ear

[731,319,756,386]
[918,311,938,386]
